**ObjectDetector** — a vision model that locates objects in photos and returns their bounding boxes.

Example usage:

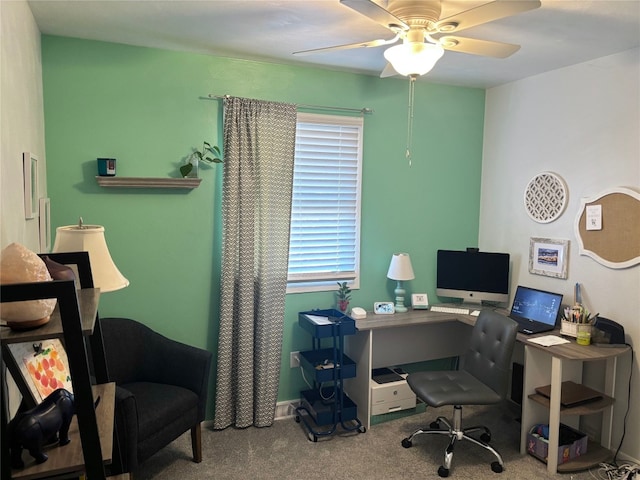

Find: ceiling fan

[295,0,542,78]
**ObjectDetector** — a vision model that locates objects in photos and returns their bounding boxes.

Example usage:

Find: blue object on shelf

[298,309,356,338]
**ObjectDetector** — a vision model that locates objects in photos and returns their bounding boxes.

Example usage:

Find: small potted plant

[336,281,352,313]
[180,141,222,178]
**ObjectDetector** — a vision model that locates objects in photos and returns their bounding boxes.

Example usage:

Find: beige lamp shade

[53,224,129,292]
[387,253,415,281]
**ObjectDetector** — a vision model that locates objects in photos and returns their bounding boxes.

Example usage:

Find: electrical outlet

[290,351,300,368]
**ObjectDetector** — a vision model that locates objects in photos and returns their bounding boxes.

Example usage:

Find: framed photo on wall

[529,237,569,279]
[39,197,51,252]
[23,152,39,219]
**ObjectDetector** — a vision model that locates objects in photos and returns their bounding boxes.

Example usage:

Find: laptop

[509,285,563,335]
[535,381,602,407]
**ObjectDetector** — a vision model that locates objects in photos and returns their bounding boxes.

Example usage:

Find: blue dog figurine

[8,388,75,469]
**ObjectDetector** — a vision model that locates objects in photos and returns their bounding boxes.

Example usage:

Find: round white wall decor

[524,172,568,223]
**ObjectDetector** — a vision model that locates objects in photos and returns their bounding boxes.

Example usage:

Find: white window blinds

[287,113,363,293]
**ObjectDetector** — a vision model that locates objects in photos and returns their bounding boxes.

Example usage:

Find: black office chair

[401,310,518,478]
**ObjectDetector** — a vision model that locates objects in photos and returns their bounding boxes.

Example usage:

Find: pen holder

[560,319,592,338]
[576,330,591,346]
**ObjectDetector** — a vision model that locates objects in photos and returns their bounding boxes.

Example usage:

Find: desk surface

[354,308,629,361]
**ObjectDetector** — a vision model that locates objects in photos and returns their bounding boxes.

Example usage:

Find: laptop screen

[510,286,563,327]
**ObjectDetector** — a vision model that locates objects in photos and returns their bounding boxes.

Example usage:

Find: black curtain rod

[207,94,373,115]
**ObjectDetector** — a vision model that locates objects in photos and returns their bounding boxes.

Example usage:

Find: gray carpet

[135,403,603,479]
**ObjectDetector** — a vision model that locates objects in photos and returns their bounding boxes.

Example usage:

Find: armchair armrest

[112,385,138,472]
[147,334,212,420]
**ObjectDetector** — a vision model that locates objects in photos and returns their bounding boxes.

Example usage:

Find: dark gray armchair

[401,310,518,478]
[100,317,212,476]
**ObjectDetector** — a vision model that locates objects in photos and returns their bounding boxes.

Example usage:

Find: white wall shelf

[96,176,201,189]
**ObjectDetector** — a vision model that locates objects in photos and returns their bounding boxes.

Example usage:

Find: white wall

[1,0,46,252]
[0,0,46,416]
[481,48,640,462]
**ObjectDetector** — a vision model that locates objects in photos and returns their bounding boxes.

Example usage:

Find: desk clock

[374,302,395,315]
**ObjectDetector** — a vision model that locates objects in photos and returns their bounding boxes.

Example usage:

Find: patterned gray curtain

[214,97,297,429]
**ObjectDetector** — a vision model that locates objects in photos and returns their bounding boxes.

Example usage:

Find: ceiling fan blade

[380,62,399,78]
[436,0,541,34]
[340,0,409,31]
[294,35,400,56]
[439,36,520,58]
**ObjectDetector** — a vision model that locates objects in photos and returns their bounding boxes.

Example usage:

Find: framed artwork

[411,293,429,309]
[39,197,51,252]
[5,339,73,406]
[524,172,568,223]
[529,237,569,279]
[23,152,39,219]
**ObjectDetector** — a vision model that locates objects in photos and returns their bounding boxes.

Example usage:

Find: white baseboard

[202,399,301,427]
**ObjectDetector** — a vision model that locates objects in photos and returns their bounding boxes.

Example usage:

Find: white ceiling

[27,0,640,88]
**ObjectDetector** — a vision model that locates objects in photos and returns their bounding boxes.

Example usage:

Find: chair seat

[407,370,502,407]
[123,382,200,441]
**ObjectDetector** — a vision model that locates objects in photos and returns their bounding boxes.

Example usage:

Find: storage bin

[298,309,356,338]
[560,320,592,338]
[299,348,356,382]
[300,388,358,426]
[527,423,588,465]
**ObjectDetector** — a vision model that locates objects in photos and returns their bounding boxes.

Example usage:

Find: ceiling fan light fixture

[384,41,444,77]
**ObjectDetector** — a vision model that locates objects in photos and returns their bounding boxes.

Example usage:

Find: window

[287,113,363,293]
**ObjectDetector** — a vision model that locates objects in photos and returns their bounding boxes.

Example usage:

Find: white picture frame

[23,152,39,219]
[529,237,569,279]
[411,293,429,309]
[39,197,51,252]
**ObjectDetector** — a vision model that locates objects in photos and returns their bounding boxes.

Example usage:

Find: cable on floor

[588,462,640,480]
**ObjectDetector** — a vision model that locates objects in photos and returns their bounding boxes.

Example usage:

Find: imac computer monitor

[436,249,510,305]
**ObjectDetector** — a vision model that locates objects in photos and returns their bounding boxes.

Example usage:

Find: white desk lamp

[387,253,414,313]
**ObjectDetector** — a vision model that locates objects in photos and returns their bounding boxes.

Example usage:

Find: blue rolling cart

[294,309,365,441]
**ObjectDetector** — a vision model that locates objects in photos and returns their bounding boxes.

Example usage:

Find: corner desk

[343,308,630,475]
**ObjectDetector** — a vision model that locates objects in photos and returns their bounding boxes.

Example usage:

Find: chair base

[401,405,504,478]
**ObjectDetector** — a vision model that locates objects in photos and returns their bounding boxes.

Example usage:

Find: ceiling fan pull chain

[406,75,416,167]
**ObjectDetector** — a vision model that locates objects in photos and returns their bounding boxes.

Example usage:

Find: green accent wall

[41,36,485,417]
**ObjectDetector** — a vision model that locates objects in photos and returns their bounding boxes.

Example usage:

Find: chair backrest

[461,310,518,399]
[101,317,159,384]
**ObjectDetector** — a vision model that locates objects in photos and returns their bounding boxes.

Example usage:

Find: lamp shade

[384,41,444,77]
[52,224,129,292]
[387,253,415,281]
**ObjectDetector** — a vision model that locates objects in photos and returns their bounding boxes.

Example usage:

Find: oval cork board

[575,187,640,269]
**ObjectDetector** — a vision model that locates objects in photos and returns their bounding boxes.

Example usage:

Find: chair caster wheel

[401,438,412,448]
[438,466,450,477]
[295,416,300,423]
[491,461,503,473]
[359,426,367,433]
[430,421,440,429]
[480,432,491,443]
